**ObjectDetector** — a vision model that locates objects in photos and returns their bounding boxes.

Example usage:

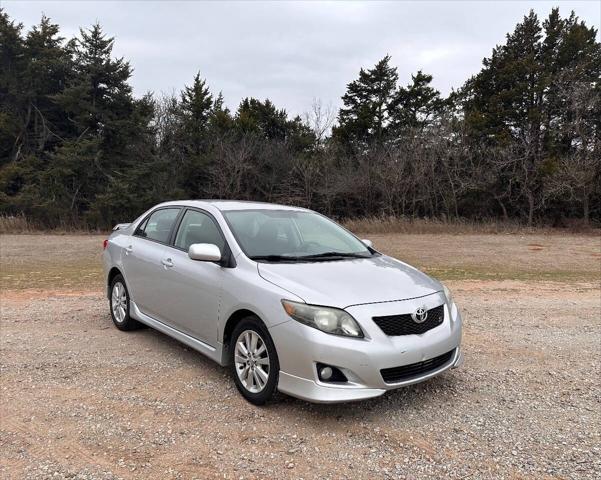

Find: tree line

[1,7,599,228]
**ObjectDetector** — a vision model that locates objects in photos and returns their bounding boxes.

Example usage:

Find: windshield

[223,209,373,261]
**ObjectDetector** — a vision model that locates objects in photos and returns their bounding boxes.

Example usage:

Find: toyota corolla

[103,200,463,404]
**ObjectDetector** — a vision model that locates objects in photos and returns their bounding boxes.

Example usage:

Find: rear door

[122,207,181,321]
[157,208,226,345]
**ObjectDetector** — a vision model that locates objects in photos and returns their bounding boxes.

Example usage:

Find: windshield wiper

[249,255,303,262]
[299,251,372,259]
[250,252,373,262]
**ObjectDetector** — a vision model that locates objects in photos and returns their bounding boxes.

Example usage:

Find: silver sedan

[103,200,463,404]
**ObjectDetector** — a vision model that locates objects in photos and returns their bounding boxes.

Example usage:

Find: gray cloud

[4,0,600,117]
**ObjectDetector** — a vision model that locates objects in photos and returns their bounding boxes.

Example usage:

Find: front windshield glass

[223,209,373,261]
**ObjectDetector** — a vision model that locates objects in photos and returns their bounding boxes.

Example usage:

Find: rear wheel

[109,274,142,331]
[230,317,279,405]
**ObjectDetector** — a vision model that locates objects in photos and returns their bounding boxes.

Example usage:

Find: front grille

[372,304,444,336]
[380,349,455,384]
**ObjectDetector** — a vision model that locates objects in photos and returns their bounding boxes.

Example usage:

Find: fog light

[316,363,348,382]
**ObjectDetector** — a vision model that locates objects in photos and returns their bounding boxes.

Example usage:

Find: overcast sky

[3,1,600,117]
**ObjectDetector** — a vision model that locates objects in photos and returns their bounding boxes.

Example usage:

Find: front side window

[223,209,372,261]
[174,210,225,252]
[136,208,180,244]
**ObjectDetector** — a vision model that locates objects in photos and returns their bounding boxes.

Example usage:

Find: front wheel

[230,317,279,405]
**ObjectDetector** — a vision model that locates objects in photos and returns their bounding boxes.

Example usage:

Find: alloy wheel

[111,281,127,323]
[234,330,270,393]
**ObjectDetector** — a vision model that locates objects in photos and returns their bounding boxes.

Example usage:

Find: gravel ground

[1,234,600,479]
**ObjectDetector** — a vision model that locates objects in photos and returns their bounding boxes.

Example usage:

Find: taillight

[103,239,108,250]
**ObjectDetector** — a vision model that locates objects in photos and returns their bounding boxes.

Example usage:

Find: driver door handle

[125,245,133,255]
[161,258,174,268]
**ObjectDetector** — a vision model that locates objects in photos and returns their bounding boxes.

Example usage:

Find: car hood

[257,255,442,308]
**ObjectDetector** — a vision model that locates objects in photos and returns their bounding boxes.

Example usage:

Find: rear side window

[174,210,225,252]
[136,208,180,244]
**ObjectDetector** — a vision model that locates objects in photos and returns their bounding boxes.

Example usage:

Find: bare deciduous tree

[303,98,335,147]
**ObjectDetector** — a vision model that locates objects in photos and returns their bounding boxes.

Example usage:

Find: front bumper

[270,291,463,403]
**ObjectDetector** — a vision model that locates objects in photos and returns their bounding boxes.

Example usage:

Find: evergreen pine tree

[210,91,234,135]
[0,10,27,164]
[236,98,289,141]
[390,71,445,134]
[460,8,600,224]
[47,23,143,224]
[23,16,72,154]
[333,55,398,150]
[180,72,213,155]
[461,11,547,224]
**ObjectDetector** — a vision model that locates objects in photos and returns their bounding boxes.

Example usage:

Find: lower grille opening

[380,349,454,384]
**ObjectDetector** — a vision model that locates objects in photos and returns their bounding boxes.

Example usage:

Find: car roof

[154,200,310,212]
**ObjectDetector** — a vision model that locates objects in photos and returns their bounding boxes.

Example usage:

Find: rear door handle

[125,245,133,255]
[161,258,174,268]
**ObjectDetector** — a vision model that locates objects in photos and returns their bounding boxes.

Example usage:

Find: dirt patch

[1,234,600,479]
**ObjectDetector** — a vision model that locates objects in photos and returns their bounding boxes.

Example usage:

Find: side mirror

[188,243,221,262]
[362,239,373,248]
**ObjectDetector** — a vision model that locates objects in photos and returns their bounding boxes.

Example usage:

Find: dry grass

[0,214,106,235]
[0,214,35,234]
[343,215,601,235]
[1,232,599,292]
[2,213,599,236]
[0,234,105,291]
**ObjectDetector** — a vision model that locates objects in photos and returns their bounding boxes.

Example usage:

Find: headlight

[443,284,454,306]
[281,300,364,338]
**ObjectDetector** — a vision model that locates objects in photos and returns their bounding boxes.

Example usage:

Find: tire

[230,316,280,405]
[109,274,142,331]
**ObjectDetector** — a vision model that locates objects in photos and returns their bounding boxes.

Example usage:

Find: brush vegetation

[1,8,600,229]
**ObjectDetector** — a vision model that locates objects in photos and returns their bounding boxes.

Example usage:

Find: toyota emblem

[412,306,428,323]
